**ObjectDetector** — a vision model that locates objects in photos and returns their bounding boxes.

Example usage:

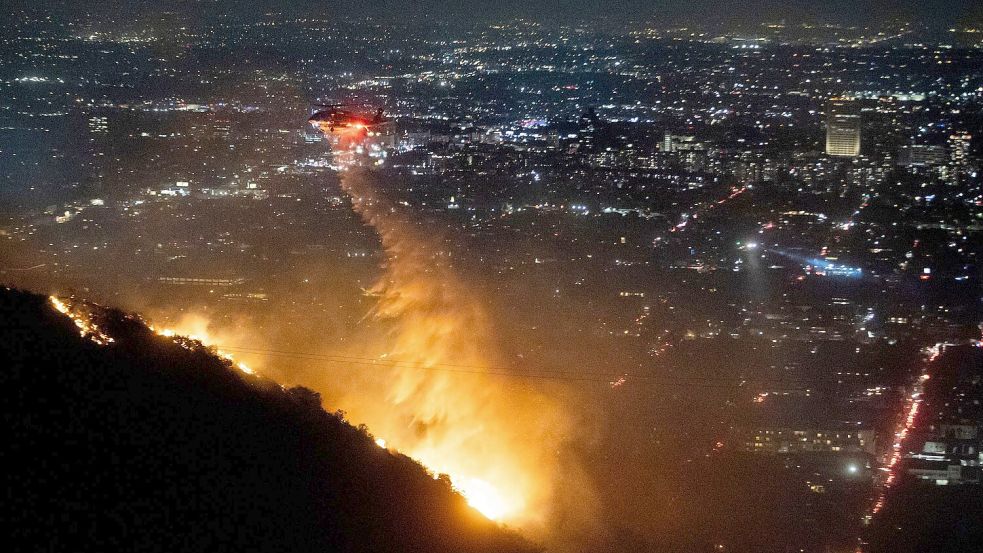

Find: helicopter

[308,103,388,139]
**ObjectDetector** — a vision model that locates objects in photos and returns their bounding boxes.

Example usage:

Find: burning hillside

[0,287,537,553]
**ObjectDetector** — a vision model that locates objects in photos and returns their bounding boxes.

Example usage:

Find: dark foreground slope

[0,288,537,553]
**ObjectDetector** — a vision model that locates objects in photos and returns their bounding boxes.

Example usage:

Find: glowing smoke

[321,165,586,535]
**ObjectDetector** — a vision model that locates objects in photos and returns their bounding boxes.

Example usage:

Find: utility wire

[215,344,879,388]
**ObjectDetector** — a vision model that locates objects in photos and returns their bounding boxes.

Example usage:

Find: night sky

[4,0,982,27]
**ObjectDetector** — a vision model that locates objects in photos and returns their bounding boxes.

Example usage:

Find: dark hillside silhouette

[0,288,537,553]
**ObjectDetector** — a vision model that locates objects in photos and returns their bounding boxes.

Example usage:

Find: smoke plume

[320,166,594,541]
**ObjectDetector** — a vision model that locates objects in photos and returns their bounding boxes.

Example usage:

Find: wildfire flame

[49,295,255,377]
[49,296,114,345]
[49,287,562,526]
[48,126,588,536]
[48,296,518,522]
[454,476,510,521]
[147,322,256,376]
[308,161,577,530]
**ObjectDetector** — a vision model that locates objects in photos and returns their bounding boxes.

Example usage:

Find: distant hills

[0,288,537,553]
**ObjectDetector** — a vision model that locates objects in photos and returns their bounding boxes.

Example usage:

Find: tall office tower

[949,133,971,166]
[577,107,599,152]
[88,116,108,134]
[899,144,945,167]
[825,98,861,157]
[946,132,972,185]
[662,133,697,153]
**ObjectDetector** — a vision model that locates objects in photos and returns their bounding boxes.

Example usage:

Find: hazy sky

[6,0,982,27]
[338,0,982,26]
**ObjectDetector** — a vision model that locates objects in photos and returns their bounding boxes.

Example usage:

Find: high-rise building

[88,116,108,134]
[949,132,971,166]
[577,107,600,152]
[825,98,861,157]
[946,132,972,185]
[899,144,945,167]
[662,133,698,153]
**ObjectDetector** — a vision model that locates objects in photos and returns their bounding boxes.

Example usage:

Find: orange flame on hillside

[49,296,256,377]
[49,296,114,345]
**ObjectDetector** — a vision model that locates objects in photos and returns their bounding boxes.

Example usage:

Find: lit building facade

[825,98,861,157]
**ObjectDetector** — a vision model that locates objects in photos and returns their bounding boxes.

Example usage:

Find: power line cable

[215,344,882,388]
